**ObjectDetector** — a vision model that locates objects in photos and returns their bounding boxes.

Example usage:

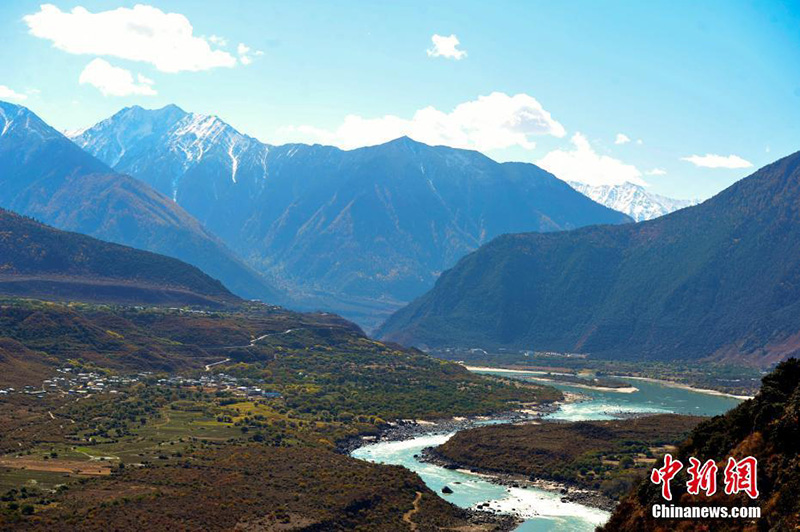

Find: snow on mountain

[1,100,61,140]
[568,181,698,222]
[68,105,633,329]
[0,100,284,305]
[0,107,14,137]
[69,104,268,202]
[69,105,272,246]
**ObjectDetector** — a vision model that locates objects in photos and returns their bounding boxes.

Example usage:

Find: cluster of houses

[532,351,588,359]
[430,346,588,360]
[0,367,281,401]
[0,367,143,397]
[155,373,281,398]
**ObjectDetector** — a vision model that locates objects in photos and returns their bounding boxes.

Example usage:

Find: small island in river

[423,413,704,509]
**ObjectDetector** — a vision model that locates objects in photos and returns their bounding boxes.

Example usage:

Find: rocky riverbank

[462,511,521,532]
[341,395,606,528]
[418,446,617,512]
[339,409,559,531]
[336,403,560,455]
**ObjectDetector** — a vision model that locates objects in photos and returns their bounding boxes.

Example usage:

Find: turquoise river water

[351,369,743,531]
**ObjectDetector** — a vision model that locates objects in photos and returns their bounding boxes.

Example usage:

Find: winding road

[204,326,334,371]
[221,328,303,350]
[402,491,423,531]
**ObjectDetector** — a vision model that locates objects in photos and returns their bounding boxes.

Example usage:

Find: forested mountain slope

[380,151,800,365]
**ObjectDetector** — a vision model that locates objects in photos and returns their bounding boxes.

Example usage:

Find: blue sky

[1,1,799,199]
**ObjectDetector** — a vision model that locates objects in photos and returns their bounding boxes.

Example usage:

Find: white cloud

[208,35,227,47]
[137,73,155,86]
[24,4,237,73]
[646,168,667,176]
[427,34,467,60]
[614,133,630,145]
[681,153,752,169]
[537,132,646,186]
[281,92,565,151]
[237,42,261,66]
[79,59,156,96]
[0,85,27,101]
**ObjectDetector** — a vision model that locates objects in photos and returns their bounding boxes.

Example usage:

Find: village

[0,368,281,400]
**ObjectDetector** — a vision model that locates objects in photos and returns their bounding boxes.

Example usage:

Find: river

[351,368,743,531]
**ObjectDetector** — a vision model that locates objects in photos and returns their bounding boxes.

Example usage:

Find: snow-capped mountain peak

[0,101,63,141]
[170,114,228,166]
[568,181,698,222]
[69,105,269,202]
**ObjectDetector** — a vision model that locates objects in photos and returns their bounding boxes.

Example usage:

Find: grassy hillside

[0,298,559,430]
[0,444,515,531]
[0,297,557,530]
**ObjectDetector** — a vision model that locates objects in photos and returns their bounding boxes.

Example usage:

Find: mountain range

[0,101,282,305]
[568,181,698,222]
[71,105,632,327]
[379,150,800,366]
[68,104,270,244]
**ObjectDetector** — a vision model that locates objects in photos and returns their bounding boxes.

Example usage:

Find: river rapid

[351,369,743,531]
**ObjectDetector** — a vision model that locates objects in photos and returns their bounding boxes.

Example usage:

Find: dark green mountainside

[0,208,236,307]
[380,151,800,365]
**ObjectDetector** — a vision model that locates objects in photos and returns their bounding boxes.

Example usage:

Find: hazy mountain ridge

[72,106,632,327]
[0,101,283,305]
[379,150,800,365]
[569,181,698,221]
